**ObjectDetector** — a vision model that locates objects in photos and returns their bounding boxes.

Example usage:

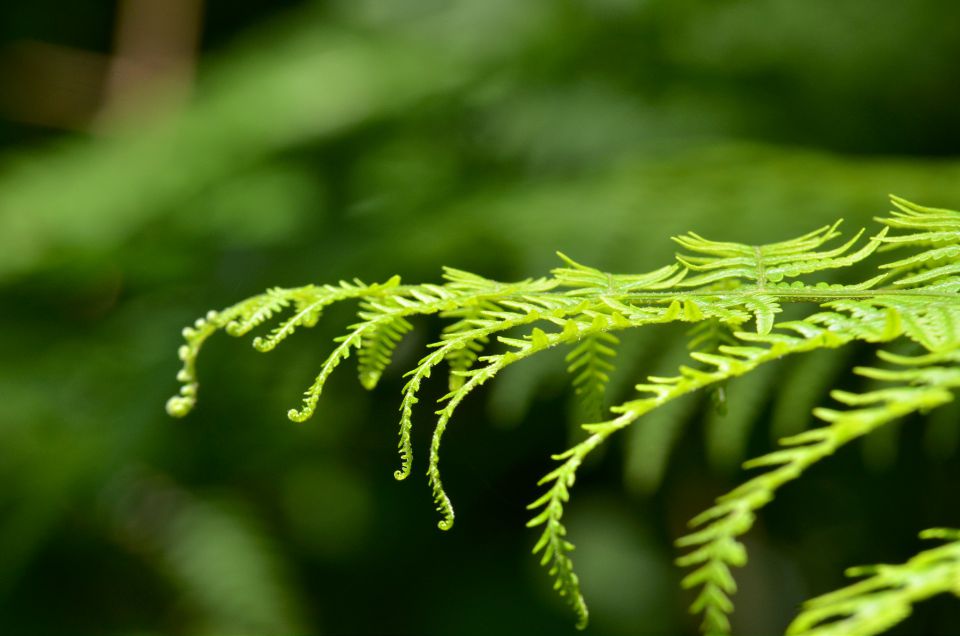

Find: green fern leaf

[167,195,960,635]
[440,298,500,391]
[677,348,960,634]
[565,331,619,423]
[357,305,414,390]
[788,528,960,636]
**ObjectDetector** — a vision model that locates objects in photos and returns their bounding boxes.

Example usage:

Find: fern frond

[357,304,414,390]
[223,286,300,338]
[788,528,960,636]
[677,349,960,635]
[167,195,960,635]
[527,442,594,629]
[166,280,383,417]
[687,319,741,354]
[288,281,470,424]
[827,297,960,352]
[553,251,686,293]
[429,303,650,529]
[167,309,229,418]
[566,331,619,422]
[253,279,385,353]
[529,320,852,630]
[668,224,885,335]
[674,222,885,289]
[393,280,567,481]
[878,195,960,246]
[440,298,501,391]
[876,197,960,289]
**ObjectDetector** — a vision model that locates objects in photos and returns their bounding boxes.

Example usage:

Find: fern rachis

[168,196,960,635]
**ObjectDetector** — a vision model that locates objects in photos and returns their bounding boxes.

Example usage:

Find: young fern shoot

[168,196,960,636]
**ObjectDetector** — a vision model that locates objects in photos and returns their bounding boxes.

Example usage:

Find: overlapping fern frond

[168,196,960,636]
[787,528,960,636]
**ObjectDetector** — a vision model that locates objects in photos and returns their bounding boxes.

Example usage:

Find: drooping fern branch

[168,195,960,635]
[786,528,960,636]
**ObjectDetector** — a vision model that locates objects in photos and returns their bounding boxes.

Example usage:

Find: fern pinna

[168,196,960,636]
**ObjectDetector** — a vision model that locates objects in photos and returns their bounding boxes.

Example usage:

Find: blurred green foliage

[1,0,959,634]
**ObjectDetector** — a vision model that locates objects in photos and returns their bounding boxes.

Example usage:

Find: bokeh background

[2,1,960,634]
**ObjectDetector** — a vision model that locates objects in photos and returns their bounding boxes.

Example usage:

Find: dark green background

[1,1,959,634]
